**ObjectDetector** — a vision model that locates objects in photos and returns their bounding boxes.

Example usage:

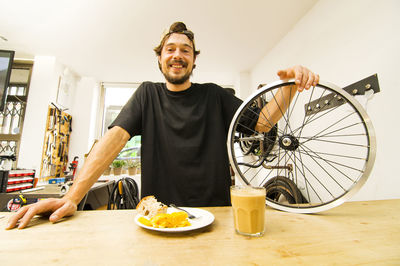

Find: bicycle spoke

[290,149,325,203]
[290,147,336,199]
[294,150,366,161]
[269,89,294,134]
[298,144,361,182]
[284,147,327,204]
[301,133,366,138]
[292,101,343,136]
[294,145,312,203]
[300,121,365,146]
[242,104,286,136]
[280,86,292,135]
[300,87,329,132]
[296,86,316,138]
[287,86,301,124]
[301,137,369,148]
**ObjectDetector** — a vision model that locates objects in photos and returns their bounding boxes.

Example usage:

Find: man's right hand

[5,197,77,230]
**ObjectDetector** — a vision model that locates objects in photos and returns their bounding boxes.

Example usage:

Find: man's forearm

[63,126,131,205]
[255,85,298,132]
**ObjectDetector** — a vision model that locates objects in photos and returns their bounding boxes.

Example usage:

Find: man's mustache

[169,59,188,67]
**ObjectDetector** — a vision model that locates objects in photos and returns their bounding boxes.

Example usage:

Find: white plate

[135,207,215,232]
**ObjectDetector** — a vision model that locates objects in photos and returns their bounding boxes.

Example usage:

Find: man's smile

[169,60,187,71]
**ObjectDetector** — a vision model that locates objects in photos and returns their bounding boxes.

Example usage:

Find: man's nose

[172,49,183,59]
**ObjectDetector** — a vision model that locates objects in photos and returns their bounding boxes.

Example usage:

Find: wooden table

[0,199,399,265]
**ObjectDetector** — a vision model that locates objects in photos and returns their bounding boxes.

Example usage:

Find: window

[101,83,141,160]
[0,62,32,168]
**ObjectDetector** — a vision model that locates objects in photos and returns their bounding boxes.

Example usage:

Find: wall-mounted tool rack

[39,104,72,183]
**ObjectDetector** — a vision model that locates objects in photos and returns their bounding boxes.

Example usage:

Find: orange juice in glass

[230,185,266,236]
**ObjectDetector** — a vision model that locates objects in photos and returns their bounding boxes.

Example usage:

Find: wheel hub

[279,135,299,151]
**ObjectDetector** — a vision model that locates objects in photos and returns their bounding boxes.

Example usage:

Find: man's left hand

[277,65,320,92]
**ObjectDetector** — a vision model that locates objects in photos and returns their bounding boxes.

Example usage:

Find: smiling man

[107,23,246,207]
[6,22,318,229]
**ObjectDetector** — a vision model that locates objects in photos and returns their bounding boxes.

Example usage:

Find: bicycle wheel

[227,79,376,213]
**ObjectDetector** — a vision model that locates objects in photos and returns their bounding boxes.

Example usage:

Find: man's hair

[154,22,200,57]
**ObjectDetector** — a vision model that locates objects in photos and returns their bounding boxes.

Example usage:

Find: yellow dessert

[138,216,152,227]
[139,211,191,228]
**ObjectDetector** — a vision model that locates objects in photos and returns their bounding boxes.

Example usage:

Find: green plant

[126,160,141,168]
[133,160,141,168]
[112,160,126,168]
[126,159,136,168]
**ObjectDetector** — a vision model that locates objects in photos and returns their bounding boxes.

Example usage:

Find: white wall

[18,56,64,173]
[251,0,400,200]
[235,72,252,99]
[68,77,101,172]
[17,56,101,179]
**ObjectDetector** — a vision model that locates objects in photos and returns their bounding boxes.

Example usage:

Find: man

[6,22,318,229]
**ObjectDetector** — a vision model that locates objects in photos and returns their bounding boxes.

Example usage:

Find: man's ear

[157,56,163,71]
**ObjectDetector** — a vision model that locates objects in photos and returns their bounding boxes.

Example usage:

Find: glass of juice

[230,185,266,237]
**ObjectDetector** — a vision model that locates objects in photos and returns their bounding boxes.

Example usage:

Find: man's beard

[160,60,193,85]
[163,70,192,84]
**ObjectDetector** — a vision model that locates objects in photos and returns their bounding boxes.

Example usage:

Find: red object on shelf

[7,177,34,184]
[8,172,35,177]
[6,183,33,192]
[1,169,36,193]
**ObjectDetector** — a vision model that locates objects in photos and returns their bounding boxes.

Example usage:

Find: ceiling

[0,0,317,83]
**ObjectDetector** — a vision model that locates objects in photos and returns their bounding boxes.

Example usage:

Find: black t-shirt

[109,82,243,207]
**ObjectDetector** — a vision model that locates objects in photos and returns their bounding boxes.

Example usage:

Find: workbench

[0,180,114,211]
[0,199,399,265]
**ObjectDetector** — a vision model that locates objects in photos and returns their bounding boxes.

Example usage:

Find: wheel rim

[227,79,376,213]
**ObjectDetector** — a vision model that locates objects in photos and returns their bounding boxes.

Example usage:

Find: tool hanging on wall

[68,156,79,179]
[39,103,72,183]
